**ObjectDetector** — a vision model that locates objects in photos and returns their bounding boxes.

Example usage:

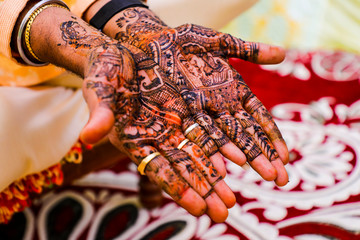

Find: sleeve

[71,0,97,18]
[0,0,96,61]
[0,84,89,192]
[0,0,29,59]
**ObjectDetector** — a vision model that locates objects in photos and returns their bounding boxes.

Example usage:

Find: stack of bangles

[15,0,69,66]
[137,123,199,175]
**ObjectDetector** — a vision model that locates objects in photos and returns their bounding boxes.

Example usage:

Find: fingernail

[241,163,250,170]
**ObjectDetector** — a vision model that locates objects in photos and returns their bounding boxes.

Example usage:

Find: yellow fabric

[0,0,96,87]
[0,85,88,191]
[0,0,65,87]
[221,0,360,54]
[0,0,28,58]
[0,0,258,192]
[0,0,92,191]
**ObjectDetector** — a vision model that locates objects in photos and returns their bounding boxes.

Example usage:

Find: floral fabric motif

[0,141,83,224]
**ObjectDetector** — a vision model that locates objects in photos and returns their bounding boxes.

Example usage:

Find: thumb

[80,79,116,144]
[244,41,286,64]
[218,33,286,64]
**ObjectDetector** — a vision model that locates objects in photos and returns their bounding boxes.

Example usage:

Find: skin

[22,5,235,222]
[83,6,289,186]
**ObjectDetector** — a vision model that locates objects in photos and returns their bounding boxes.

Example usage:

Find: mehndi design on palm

[109,8,289,185]
[59,20,234,221]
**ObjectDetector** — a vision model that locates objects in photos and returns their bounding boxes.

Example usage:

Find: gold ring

[177,139,190,150]
[137,152,161,175]
[184,123,199,136]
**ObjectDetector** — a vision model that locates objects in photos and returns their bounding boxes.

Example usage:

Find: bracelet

[90,0,148,30]
[17,0,70,66]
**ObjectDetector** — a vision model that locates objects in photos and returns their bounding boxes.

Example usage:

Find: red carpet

[1,49,360,240]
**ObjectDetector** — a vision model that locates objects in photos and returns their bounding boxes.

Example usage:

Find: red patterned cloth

[0,141,83,224]
[1,50,359,239]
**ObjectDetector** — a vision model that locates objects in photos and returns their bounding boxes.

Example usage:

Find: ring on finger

[138,152,161,175]
[177,139,190,150]
[184,123,199,136]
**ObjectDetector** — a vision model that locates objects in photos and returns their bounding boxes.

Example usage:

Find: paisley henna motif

[59,20,220,201]
[110,8,283,162]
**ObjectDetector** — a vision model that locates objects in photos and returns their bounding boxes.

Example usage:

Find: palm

[113,10,289,185]
[83,42,235,222]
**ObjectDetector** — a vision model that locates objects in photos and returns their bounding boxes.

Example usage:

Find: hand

[28,9,235,222]
[80,38,236,222]
[98,7,289,186]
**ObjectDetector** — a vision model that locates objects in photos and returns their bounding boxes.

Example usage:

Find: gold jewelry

[184,123,199,136]
[24,4,69,62]
[17,0,69,66]
[137,152,161,175]
[177,139,190,150]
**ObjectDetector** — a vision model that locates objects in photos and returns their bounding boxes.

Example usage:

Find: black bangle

[90,0,148,30]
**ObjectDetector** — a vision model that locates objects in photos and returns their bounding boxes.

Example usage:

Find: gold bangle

[23,3,69,63]
[137,152,161,175]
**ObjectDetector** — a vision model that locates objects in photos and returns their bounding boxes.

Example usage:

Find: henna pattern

[183,125,218,157]
[60,20,110,49]
[109,8,285,164]
[59,20,221,200]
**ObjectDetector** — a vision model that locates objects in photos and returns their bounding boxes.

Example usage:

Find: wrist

[83,0,150,38]
[11,0,70,66]
[22,3,118,77]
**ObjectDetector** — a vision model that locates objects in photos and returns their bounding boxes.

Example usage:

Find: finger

[272,158,289,186]
[249,155,277,181]
[80,106,115,144]
[157,131,230,215]
[205,193,229,223]
[219,142,250,169]
[120,144,208,217]
[216,33,285,64]
[241,88,289,165]
[164,148,229,221]
[223,38,286,64]
[162,148,212,197]
[80,80,116,144]
[232,109,289,185]
[233,108,278,162]
[194,112,252,169]
[182,118,226,177]
[175,24,285,64]
[177,139,236,208]
[193,112,245,163]
[215,112,278,181]
[138,175,163,209]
